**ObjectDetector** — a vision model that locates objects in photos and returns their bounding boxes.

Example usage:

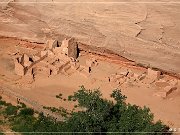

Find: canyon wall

[0,0,180,74]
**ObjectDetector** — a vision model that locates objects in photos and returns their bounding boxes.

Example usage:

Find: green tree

[19,108,34,116]
[4,86,171,134]
[5,105,18,116]
[61,86,170,134]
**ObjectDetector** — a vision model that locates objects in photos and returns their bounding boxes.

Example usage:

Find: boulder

[14,59,25,76]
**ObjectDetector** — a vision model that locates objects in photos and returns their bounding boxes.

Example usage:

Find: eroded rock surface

[0,0,180,74]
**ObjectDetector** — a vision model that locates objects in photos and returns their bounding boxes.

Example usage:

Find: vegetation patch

[56,93,63,99]
[0,86,172,134]
[5,105,18,116]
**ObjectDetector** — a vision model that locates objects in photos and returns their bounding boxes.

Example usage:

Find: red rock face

[0,0,180,74]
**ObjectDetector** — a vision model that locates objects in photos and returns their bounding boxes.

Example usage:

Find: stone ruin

[154,86,177,98]
[145,68,178,98]
[146,68,161,81]
[104,67,178,98]
[13,37,178,97]
[153,79,178,98]
[67,38,78,59]
[13,38,97,81]
[14,54,33,76]
[105,69,133,87]
[14,58,25,76]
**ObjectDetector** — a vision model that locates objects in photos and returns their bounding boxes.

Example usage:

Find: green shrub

[62,86,170,133]
[0,120,4,125]
[19,108,34,116]
[12,115,36,133]
[0,101,7,106]
[56,93,63,99]
[0,132,4,135]
[5,105,18,115]
[5,103,12,106]
[19,102,26,108]
[2,86,171,134]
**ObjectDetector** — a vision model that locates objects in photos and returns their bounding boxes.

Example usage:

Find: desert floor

[0,37,179,128]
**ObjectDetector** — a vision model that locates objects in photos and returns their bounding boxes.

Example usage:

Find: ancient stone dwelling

[12,37,178,98]
[13,38,98,83]
[14,38,75,76]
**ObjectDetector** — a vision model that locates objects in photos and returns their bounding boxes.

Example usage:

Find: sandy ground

[0,0,180,74]
[0,38,180,129]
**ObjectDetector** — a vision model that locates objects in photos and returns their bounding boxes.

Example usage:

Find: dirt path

[0,86,64,122]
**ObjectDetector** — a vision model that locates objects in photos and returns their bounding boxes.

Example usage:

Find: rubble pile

[153,79,178,98]
[105,68,178,98]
